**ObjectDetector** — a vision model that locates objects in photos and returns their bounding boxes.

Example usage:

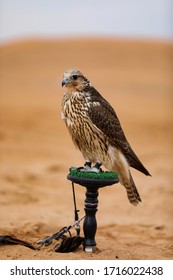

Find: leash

[0,182,85,252]
[72,181,81,235]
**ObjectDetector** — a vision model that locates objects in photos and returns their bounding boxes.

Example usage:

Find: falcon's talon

[81,167,101,173]
[90,167,101,173]
[84,161,92,169]
[94,162,102,169]
[76,166,85,171]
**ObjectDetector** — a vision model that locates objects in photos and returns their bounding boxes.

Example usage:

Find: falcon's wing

[87,87,150,176]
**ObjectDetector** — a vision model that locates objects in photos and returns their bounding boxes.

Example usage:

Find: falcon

[61,69,151,205]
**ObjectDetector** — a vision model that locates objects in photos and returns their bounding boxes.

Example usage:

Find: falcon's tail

[110,149,142,205]
[113,156,142,205]
[123,171,142,205]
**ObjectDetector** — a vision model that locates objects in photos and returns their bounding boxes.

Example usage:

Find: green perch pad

[67,167,119,188]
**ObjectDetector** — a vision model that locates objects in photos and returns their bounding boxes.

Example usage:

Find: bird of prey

[61,69,151,205]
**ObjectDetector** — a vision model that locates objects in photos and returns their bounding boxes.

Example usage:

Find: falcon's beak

[61,77,69,87]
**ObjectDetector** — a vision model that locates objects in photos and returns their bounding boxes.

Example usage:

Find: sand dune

[0,38,173,259]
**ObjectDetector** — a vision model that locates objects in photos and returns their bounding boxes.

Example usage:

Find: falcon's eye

[72,75,78,80]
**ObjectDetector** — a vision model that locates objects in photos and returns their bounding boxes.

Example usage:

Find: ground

[0,38,173,259]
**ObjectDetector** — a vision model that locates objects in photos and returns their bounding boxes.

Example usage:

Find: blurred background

[0,0,173,42]
[0,0,173,260]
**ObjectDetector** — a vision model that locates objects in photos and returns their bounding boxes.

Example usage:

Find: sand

[0,38,173,260]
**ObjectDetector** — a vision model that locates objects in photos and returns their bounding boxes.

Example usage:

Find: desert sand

[0,38,173,260]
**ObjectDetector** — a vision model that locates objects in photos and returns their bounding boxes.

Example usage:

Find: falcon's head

[62,69,90,91]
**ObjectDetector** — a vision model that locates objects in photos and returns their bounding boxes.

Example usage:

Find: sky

[0,0,173,43]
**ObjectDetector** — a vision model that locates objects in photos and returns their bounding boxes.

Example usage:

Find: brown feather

[87,86,151,176]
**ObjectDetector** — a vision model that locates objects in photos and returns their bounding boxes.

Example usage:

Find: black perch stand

[67,167,119,253]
